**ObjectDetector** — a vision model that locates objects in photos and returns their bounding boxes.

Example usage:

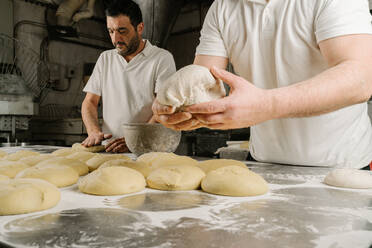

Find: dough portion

[201,166,268,197]
[86,154,131,171]
[19,154,55,166]
[324,168,372,189]
[157,64,226,108]
[0,160,31,178]
[100,159,151,178]
[72,143,105,153]
[137,152,197,173]
[36,157,89,176]
[147,164,206,191]
[16,165,79,187]
[66,151,96,163]
[51,148,76,157]
[78,166,146,195]
[0,178,60,215]
[2,150,40,161]
[0,175,9,181]
[196,159,247,173]
[0,150,7,158]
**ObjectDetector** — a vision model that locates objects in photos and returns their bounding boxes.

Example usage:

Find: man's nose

[112,31,122,43]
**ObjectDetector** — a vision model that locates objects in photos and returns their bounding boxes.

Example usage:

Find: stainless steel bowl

[122,123,181,156]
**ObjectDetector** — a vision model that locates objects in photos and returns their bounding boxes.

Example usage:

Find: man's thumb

[210,66,239,89]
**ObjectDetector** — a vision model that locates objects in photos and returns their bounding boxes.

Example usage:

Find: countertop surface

[0,145,371,248]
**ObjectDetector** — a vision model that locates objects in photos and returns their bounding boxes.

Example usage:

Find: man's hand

[105,137,129,153]
[82,132,112,147]
[184,66,273,130]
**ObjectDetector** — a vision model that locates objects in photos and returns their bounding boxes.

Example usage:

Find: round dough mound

[100,159,151,177]
[51,148,76,157]
[37,157,89,176]
[78,166,146,195]
[66,151,96,163]
[147,164,206,191]
[3,150,40,161]
[19,154,55,166]
[72,143,105,153]
[0,175,9,181]
[157,64,226,108]
[86,154,131,171]
[201,166,268,197]
[0,150,7,158]
[0,178,60,215]
[137,152,197,170]
[196,159,247,173]
[324,168,372,189]
[16,165,79,187]
[0,160,31,178]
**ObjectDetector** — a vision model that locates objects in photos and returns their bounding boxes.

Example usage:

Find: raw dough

[157,64,226,108]
[100,159,151,178]
[16,164,79,187]
[0,150,7,158]
[2,150,40,161]
[0,178,60,215]
[86,154,131,171]
[147,164,206,191]
[196,159,247,173]
[66,151,96,163]
[36,157,89,176]
[137,152,197,173]
[0,160,31,178]
[72,143,105,153]
[0,175,9,181]
[324,168,372,189]
[201,166,268,197]
[19,154,55,166]
[78,166,146,195]
[51,148,76,157]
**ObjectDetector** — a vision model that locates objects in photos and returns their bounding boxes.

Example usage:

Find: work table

[0,145,371,248]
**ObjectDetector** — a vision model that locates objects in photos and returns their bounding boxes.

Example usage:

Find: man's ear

[136,22,144,35]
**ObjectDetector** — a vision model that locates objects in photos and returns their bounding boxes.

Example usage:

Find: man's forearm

[82,102,101,134]
[269,60,372,119]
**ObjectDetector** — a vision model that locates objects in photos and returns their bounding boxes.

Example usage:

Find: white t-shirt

[196,0,372,168]
[83,40,176,138]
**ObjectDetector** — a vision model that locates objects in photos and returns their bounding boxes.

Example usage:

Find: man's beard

[115,33,140,57]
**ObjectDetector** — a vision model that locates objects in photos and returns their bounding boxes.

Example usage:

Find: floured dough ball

[100,159,151,178]
[52,148,76,157]
[0,150,7,158]
[0,178,60,215]
[196,159,247,174]
[78,166,146,195]
[0,160,31,178]
[86,154,131,171]
[3,150,40,161]
[19,154,55,166]
[37,157,89,176]
[147,164,206,191]
[201,166,268,197]
[66,151,96,163]
[72,143,105,153]
[324,168,372,189]
[157,64,226,108]
[137,152,197,173]
[16,164,79,187]
[0,175,9,181]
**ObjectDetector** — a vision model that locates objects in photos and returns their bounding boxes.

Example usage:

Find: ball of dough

[137,152,197,171]
[157,64,226,108]
[0,160,31,178]
[2,150,40,161]
[147,164,206,191]
[19,154,55,166]
[72,143,105,153]
[0,175,9,181]
[86,154,131,171]
[66,151,96,163]
[16,165,79,187]
[78,166,146,196]
[0,178,60,215]
[0,150,7,158]
[324,168,372,189]
[196,159,247,173]
[201,166,268,197]
[37,157,89,176]
[51,148,76,157]
[100,159,152,178]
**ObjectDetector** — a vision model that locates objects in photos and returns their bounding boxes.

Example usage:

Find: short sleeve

[83,53,104,96]
[315,0,372,43]
[154,51,176,94]
[195,0,228,58]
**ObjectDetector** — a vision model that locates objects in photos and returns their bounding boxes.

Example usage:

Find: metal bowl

[122,123,181,156]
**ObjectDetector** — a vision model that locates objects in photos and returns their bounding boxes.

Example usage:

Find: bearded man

[81,0,176,152]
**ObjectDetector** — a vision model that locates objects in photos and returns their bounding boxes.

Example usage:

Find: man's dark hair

[105,0,143,28]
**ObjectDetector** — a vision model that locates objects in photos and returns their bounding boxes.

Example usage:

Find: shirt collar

[140,39,152,57]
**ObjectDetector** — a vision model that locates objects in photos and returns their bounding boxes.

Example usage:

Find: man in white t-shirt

[82,0,176,153]
[153,0,372,168]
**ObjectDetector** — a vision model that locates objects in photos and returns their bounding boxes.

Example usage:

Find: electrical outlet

[66,66,76,79]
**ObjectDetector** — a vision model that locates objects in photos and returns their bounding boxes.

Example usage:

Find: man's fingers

[173,118,201,131]
[103,134,112,139]
[152,100,176,115]
[210,66,241,90]
[185,100,227,114]
[194,113,226,125]
[158,112,192,125]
